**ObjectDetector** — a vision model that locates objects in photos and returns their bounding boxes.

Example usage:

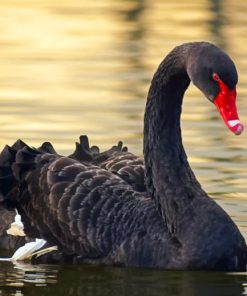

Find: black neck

[144,44,207,233]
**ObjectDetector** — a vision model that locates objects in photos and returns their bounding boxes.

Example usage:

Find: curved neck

[144,45,207,234]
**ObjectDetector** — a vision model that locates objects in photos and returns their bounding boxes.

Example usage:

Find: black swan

[0,42,246,270]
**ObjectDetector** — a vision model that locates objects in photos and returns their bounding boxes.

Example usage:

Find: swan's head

[187,42,244,135]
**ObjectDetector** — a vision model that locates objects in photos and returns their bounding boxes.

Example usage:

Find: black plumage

[0,42,246,270]
[69,135,146,192]
[0,143,169,266]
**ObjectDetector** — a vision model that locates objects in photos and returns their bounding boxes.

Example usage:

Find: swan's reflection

[1,263,247,296]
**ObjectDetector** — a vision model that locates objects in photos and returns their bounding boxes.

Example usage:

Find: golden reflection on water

[0,0,247,293]
[0,0,247,231]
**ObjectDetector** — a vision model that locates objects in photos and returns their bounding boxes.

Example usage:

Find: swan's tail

[0,140,27,209]
[0,140,56,209]
[0,140,59,240]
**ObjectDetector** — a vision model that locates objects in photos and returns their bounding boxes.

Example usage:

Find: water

[1,264,247,296]
[0,0,247,294]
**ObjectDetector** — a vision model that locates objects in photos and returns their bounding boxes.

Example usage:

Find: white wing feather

[0,239,58,262]
[1,212,58,262]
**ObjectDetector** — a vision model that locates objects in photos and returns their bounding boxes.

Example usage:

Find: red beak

[213,78,244,135]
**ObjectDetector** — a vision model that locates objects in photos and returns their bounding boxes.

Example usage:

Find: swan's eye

[212,73,220,81]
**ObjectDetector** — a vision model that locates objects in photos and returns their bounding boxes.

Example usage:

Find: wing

[69,135,146,192]
[0,141,161,263]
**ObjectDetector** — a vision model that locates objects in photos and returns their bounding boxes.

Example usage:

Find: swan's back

[0,140,170,266]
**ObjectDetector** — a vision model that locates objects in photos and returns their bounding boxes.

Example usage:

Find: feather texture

[0,141,174,267]
[69,135,146,192]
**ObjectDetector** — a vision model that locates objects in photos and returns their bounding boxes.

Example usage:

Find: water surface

[0,0,247,295]
[1,263,247,296]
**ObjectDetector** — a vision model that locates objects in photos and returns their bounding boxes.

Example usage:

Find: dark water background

[0,0,247,295]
